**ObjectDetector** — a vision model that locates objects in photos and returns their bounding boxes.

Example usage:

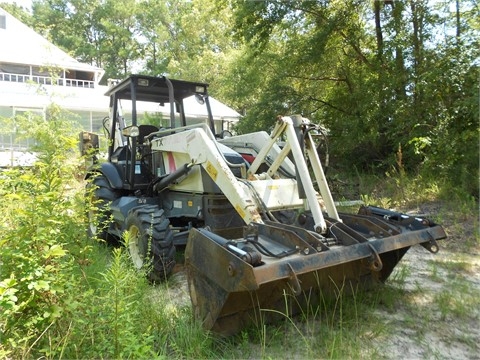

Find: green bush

[0,105,86,358]
[0,104,220,358]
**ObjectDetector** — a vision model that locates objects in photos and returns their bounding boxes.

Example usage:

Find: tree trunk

[384,1,407,100]
[456,0,461,42]
[374,1,384,62]
[410,0,425,112]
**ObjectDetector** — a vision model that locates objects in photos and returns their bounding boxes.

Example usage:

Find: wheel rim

[128,224,144,269]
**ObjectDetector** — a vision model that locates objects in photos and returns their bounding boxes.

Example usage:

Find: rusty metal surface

[185,211,447,336]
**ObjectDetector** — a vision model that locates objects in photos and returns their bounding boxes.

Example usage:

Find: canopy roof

[0,81,241,120]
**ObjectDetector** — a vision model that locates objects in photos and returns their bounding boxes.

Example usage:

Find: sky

[2,0,32,11]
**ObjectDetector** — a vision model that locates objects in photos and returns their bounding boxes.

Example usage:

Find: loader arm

[150,117,336,232]
[151,124,263,225]
[225,116,340,232]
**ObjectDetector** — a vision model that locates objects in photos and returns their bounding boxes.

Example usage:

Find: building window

[0,15,6,29]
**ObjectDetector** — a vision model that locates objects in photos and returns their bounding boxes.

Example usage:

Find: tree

[29,0,237,85]
[31,0,142,80]
[100,0,142,77]
[0,1,33,25]
[31,0,96,64]
[229,0,393,166]
[226,0,479,198]
[137,0,238,89]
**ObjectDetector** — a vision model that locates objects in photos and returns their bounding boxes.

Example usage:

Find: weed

[360,193,392,209]
[427,260,442,282]
[388,263,411,288]
[0,107,86,359]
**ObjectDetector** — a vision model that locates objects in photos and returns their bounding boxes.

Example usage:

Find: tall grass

[0,105,228,359]
[0,105,86,358]
[229,279,395,359]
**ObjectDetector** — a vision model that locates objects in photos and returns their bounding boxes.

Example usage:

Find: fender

[86,162,124,189]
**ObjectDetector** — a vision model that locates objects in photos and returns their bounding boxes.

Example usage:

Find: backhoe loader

[82,74,447,335]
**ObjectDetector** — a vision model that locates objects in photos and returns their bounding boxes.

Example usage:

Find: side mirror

[122,125,140,138]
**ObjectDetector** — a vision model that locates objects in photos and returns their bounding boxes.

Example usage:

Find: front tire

[125,205,176,282]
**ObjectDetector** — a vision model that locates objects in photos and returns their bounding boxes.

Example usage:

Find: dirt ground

[375,246,480,359]
[374,203,480,359]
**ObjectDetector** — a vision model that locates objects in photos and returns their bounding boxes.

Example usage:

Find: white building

[0,7,240,165]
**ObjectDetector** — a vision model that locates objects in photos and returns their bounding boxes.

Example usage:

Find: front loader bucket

[185,206,447,336]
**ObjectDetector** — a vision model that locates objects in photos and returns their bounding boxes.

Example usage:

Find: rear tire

[86,174,119,245]
[126,205,176,282]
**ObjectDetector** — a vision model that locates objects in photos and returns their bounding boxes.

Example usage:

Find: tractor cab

[104,75,213,191]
